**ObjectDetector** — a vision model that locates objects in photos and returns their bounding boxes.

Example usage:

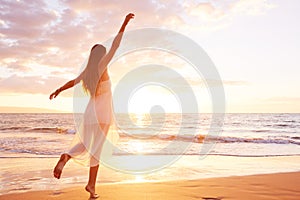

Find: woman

[49,13,134,199]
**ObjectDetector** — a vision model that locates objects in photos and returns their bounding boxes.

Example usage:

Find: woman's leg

[85,123,110,198]
[53,153,71,179]
[85,164,99,198]
[54,123,89,179]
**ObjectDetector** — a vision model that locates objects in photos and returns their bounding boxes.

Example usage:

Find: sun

[128,85,181,114]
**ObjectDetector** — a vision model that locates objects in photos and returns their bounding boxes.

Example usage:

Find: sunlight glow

[128,140,145,154]
[128,85,181,113]
[134,175,145,182]
[130,113,151,127]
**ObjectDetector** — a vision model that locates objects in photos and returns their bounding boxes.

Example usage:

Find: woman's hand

[49,89,61,100]
[49,80,76,100]
[101,13,135,68]
[125,13,134,23]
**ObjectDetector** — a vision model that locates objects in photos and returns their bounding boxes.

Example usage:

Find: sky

[0,0,300,113]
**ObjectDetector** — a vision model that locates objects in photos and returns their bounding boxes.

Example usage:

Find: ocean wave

[1,125,299,146]
[28,127,75,134]
[201,135,300,145]
[0,127,30,131]
[118,133,300,145]
[0,145,60,155]
[1,153,300,158]
[194,135,299,145]
[252,130,271,133]
[0,126,76,134]
[112,152,300,157]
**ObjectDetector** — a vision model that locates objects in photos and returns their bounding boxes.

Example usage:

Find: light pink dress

[68,79,116,167]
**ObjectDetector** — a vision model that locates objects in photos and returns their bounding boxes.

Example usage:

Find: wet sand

[0,172,299,200]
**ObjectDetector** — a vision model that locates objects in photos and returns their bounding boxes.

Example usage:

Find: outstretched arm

[98,13,134,72]
[49,72,84,100]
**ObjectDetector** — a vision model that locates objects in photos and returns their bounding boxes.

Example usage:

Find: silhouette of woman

[49,13,134,199]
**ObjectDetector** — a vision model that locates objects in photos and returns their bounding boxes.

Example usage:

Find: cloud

[230,0,276,15]
[188,2,225,20]
[189,0,275,17]
[183,0,276,30]
[1,58,31,72]
[0,0,56,37]
[0,74,72,96]
[0,0,276,96]
[0,0,277,61]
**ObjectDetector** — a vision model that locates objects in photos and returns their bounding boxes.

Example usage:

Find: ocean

[0,113,299,157]
[0,113,300,194]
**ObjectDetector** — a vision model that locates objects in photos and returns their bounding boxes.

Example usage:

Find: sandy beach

[1,155,300,199]
[0,172,299,200]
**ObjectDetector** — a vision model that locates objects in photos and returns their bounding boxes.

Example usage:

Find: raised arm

[98,13,134,72]
[49,72,84,100]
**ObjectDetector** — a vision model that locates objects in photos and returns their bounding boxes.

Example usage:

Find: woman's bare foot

[53,153,70,179]
[85,185,99,199]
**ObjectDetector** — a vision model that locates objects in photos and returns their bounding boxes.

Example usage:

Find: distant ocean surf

[0,113,299,157]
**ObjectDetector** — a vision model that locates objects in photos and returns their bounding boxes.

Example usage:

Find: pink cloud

[0,0,56,38]
[0,0,276,96]
[183,0,276,30]
[0,74,72,96]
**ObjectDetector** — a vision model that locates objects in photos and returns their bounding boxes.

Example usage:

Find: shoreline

[1,155,300,196]
[0,172,299,200]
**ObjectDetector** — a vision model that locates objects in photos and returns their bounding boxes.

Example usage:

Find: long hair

[82,44,106,96]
